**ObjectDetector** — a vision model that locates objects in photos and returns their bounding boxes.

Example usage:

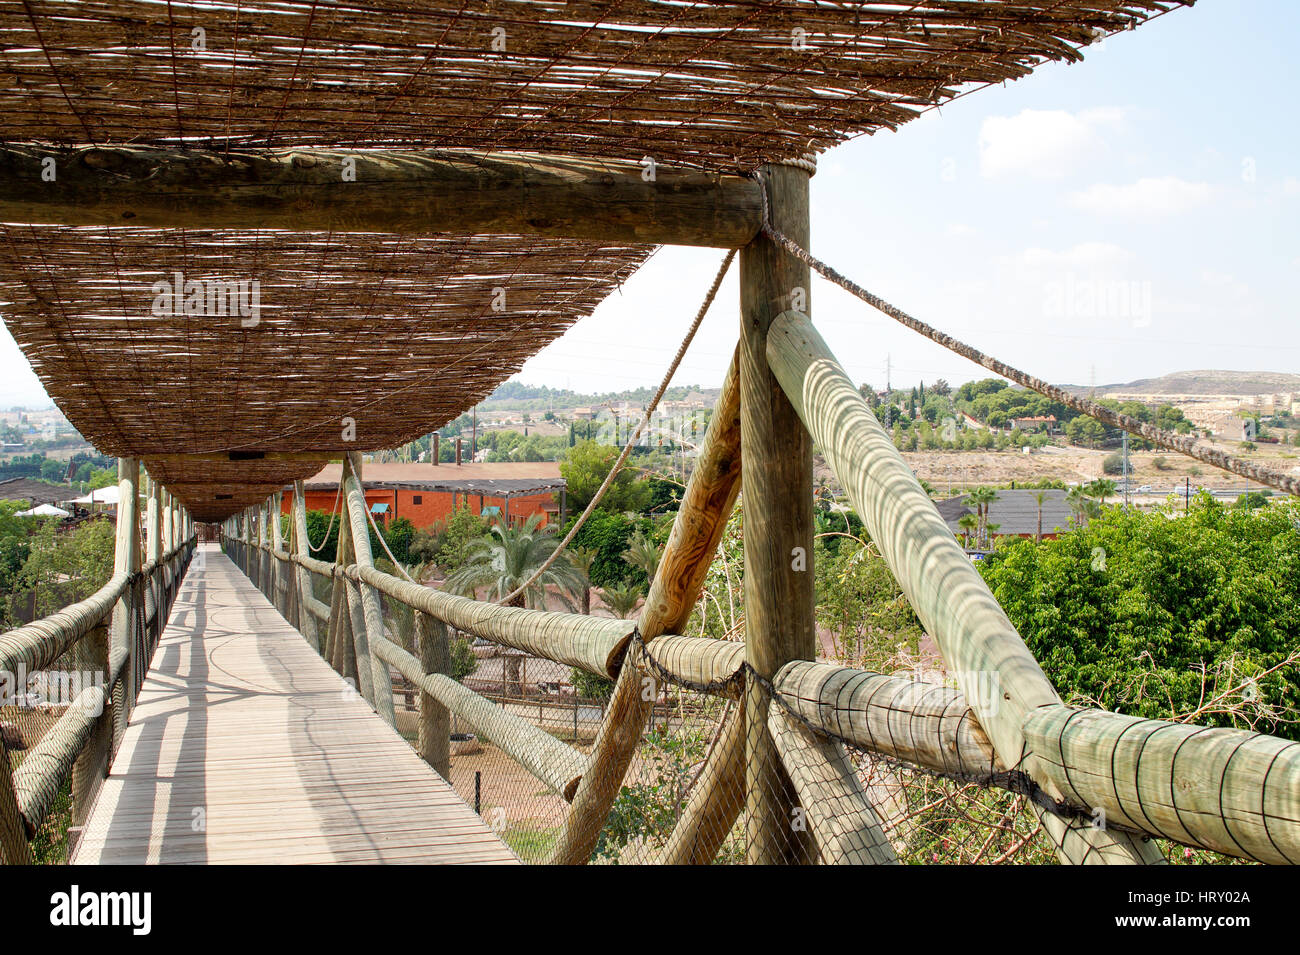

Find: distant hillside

[481,380,720,411]
[1064,371,1300,397]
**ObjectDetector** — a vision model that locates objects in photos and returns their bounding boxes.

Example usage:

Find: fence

[0,465,195,864]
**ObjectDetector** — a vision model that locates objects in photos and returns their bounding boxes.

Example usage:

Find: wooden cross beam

[0,145,763,248]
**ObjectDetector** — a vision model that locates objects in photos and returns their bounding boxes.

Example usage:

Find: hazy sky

[2,0,1296,411]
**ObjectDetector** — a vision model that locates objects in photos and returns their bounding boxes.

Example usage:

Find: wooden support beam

[416,612,452,780]
[764,309,1162,866]
[352,563,634,680]
[546,350,743,865]
[110,458,141,744]
[341,453,397,725]
[774,660,998,778]
[740,162,816,865]
[291,481,320,652]
[768,707,899,865]
[0,145,763,249]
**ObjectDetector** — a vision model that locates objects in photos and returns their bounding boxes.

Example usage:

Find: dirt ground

[887,439,1297,497]
[448,740,584,831]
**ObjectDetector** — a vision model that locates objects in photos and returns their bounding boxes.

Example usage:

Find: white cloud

[945,223,979,238]
[1068,176,1214,216]
[1283,177,1300,197]
[978,107,1129,179]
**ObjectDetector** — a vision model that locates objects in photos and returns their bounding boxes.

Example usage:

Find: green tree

[957,512,978,548]
[599,580,644,619]
[443,513,584,609]
[568,545,600,614]
[1084,478,1118,507]
[622,527,662,585]
[560,440,653,514]
[978,498,1300,738]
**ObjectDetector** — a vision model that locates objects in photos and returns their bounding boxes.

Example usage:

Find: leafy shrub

[978,498,1300,738]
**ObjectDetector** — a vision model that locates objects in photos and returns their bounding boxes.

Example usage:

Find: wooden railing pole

[0,742,32,864]
[330,488,357,681]
[416,612,451,778]
[764,310,1162,865]
[109,457,141,740]
[546,349,743,865]
[740,162,816,865]
[342,452,397,725]
[292,481,320,651]
[146,476,163,643]
[270,492,285,616]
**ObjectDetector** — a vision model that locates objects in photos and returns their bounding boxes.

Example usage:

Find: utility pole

[1122,429,1129,510]
[1185,476,1190,514]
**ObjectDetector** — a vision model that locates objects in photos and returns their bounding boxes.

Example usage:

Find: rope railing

[759,221,1300,498]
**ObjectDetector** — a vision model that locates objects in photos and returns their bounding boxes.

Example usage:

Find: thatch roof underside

[0,1,1189,521]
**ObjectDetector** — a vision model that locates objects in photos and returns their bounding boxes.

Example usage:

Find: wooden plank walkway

[72,544,519,865]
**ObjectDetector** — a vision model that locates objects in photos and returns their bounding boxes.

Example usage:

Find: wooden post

[146,477,162,642]
[455,437,463,466]
[432,433,440,465]
[270,492,285,616]
[416,612,451,779]
[0,742,31,864]
[110,458,141,741]
[291,481,320,651]
[740,162,816,864]
[329,487,357,681]
[341,453,397,725]
[547,350,743,865]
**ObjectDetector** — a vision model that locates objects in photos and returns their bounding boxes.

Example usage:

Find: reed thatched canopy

[0,0,1187,520]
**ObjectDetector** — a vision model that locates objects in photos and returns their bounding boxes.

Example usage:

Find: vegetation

[978,496,1300,738]
[443,513,584,609]
[559,440,652,514]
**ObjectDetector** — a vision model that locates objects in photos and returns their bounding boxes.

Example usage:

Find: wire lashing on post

[627,632,1140,836]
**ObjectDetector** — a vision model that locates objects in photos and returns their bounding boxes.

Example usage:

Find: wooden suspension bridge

[1,1,1297,866]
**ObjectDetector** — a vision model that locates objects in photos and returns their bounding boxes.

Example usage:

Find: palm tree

[568,545,599,615]
[1035,491,1049,542]
[966,486,999,548]
[1085,478,1117,508]
[623,528,662,584]
[600,581,644,619]
[956,512,979,548]
[443,513,584,610]
[1066,486,1100,524]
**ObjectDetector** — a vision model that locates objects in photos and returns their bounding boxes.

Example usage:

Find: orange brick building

[280,461,566,530]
